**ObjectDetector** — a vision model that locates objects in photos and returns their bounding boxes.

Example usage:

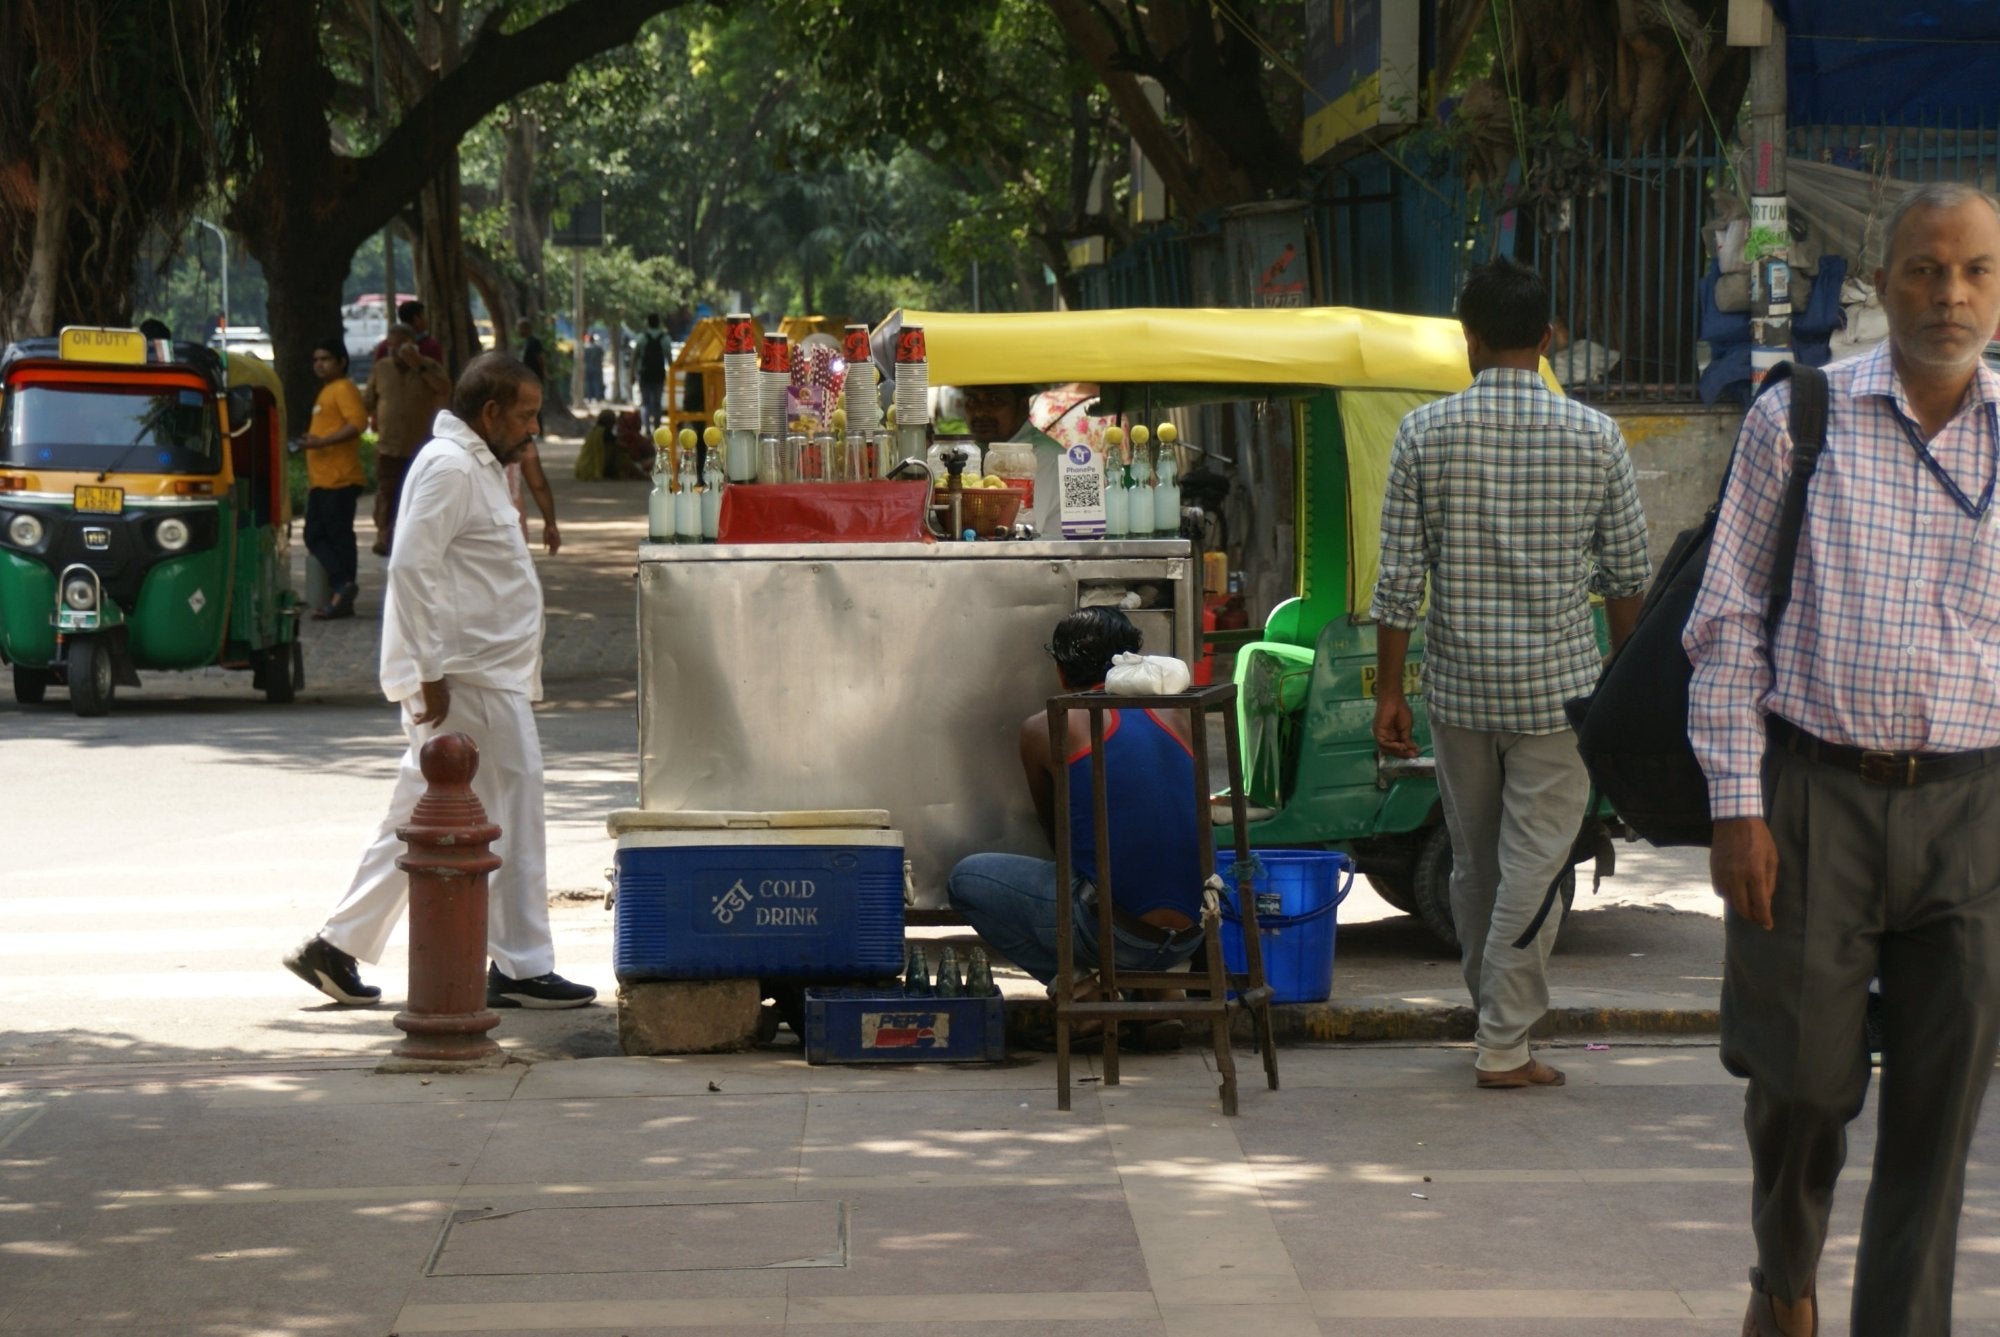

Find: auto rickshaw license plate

[73,485,123,514]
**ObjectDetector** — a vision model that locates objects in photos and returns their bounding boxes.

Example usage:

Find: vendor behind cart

[947,607,1205,998]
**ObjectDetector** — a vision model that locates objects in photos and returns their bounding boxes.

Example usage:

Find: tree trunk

[10,151,66,338]
[228,0,687,423]
[1045,0,1218,216]
[415,157,476,373]
[501,113,546,329]
[263,249,352,434]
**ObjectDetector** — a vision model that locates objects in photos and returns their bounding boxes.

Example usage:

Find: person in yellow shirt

[297,339,369,619]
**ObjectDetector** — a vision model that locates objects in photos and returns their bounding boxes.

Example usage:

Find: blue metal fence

[1070,126,1725,403]
[1790,108,1999,183]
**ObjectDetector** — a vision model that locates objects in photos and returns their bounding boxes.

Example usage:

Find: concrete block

[618,979,762,1055]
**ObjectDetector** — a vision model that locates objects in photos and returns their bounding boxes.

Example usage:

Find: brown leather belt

[1768,715,2000,787]
[1078,885,1200,945]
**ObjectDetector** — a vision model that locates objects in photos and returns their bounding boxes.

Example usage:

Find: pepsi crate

[610,812,904,984]
[804,988,1007,1064]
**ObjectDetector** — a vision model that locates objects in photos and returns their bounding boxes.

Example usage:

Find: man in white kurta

[284,353,594,1010]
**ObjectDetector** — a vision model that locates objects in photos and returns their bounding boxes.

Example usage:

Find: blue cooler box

[610,810,905,983]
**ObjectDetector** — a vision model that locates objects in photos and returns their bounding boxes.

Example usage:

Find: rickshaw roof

[0,337,229,390]
[883,306,1482,395]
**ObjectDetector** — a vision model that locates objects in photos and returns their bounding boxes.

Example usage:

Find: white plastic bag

[1104,651,1191,696]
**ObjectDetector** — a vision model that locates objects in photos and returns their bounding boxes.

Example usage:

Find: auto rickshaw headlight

[62,578,96,611]
[155,517,191,552]
[6,513,43,548]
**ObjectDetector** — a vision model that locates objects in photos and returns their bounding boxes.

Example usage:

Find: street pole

[1734,0,1792,385]
[571,248,587,410]
[374,0,393,338]
[197,219,228,339]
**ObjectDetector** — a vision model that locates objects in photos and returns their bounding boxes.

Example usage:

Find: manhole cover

[428,1199,847,1276]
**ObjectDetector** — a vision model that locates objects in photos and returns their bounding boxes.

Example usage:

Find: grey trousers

[1722,742,2000,1336]
[1430,721,1591,1070]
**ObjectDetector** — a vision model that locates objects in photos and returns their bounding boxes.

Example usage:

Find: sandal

[1475,1058,1566,1089]
[1743,1269,1817,1336]
[311,583,359,621]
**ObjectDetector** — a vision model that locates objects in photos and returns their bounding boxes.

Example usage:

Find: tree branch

[346,0,686,235]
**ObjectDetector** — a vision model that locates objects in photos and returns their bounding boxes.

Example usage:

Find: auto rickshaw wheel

[12,665,49,705]
[67,638,114,717]
[262,638,302,704]
[1364,872,1417,915]
[1411,826,1576,953]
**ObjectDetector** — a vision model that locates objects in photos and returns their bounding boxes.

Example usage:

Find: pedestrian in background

[283,352,594,1012]
[633,313,669,433]
[1688,181,2000,1337]
[362,323,449,557]
[373,299,445,368]
[297,339,369,619]
[1370,258,1649,1090]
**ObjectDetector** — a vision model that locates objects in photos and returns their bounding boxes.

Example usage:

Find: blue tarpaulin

[1773,2,2000,124]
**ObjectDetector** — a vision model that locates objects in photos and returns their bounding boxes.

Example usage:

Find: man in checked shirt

[1688,182,2000,1337]
[1371,259,1650,1091]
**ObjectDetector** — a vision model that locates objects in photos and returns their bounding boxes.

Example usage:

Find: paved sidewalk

[5,1045,1998,1336]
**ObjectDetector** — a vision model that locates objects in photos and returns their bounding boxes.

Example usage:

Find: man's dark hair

[398,299,425,324]
[646,313,662,329]
[451,351,538,422]
[139,318,171,342]
[314,338,349,372]
[1050,607,1143,688]
[1457,259,1549,351]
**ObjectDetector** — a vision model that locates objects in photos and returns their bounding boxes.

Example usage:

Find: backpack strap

[1760,361,1829,634]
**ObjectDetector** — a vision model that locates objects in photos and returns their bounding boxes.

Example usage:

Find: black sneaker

[282,936,381,1006]
[487,964,596,1010]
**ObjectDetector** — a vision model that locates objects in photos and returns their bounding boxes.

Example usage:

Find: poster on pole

[1301,0,1424,164]
[552,196,606,248]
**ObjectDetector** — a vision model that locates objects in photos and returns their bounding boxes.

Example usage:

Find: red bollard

[383,733,505,1070]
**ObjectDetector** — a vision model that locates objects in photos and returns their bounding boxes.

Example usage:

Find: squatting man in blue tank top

[947,607,1205,1048]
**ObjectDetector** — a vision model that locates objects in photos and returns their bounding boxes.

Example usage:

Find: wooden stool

[1049,682,1279,1115]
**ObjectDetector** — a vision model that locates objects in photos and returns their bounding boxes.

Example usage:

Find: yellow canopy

[892,306,1481,394]
[224,350,286,440]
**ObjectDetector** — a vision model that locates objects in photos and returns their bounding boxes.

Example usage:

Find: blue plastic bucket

[1215,849,1354,1004]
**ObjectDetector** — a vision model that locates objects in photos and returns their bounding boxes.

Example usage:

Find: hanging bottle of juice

[1153,421,1181,537]
[1102,425,1128,538]
[647,427,675,542]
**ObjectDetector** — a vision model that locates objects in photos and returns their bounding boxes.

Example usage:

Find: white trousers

[1430,720,1590,1072]
[320,682,555,979]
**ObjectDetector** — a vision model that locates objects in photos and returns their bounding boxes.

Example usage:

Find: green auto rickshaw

[0,326,304,715]
[903,305,1612,947]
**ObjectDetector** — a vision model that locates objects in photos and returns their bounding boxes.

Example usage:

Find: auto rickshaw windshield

[2,383,220,474]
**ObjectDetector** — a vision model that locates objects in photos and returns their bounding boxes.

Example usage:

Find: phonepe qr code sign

[1062,471,1101,512]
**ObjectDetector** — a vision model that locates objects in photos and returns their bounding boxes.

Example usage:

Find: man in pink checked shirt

[1686,181,2000,1337]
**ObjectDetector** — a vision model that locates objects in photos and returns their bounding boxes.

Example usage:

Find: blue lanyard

[1890,401,1999,522]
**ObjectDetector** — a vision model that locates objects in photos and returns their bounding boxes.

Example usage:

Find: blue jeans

[947,852,1201,987]
[639,377,665,430]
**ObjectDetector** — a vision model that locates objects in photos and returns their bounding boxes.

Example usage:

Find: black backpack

[639,330,668,379]
[1563,361,1828,847]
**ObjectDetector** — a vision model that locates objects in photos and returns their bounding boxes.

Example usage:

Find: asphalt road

[0,432,1725,1071]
